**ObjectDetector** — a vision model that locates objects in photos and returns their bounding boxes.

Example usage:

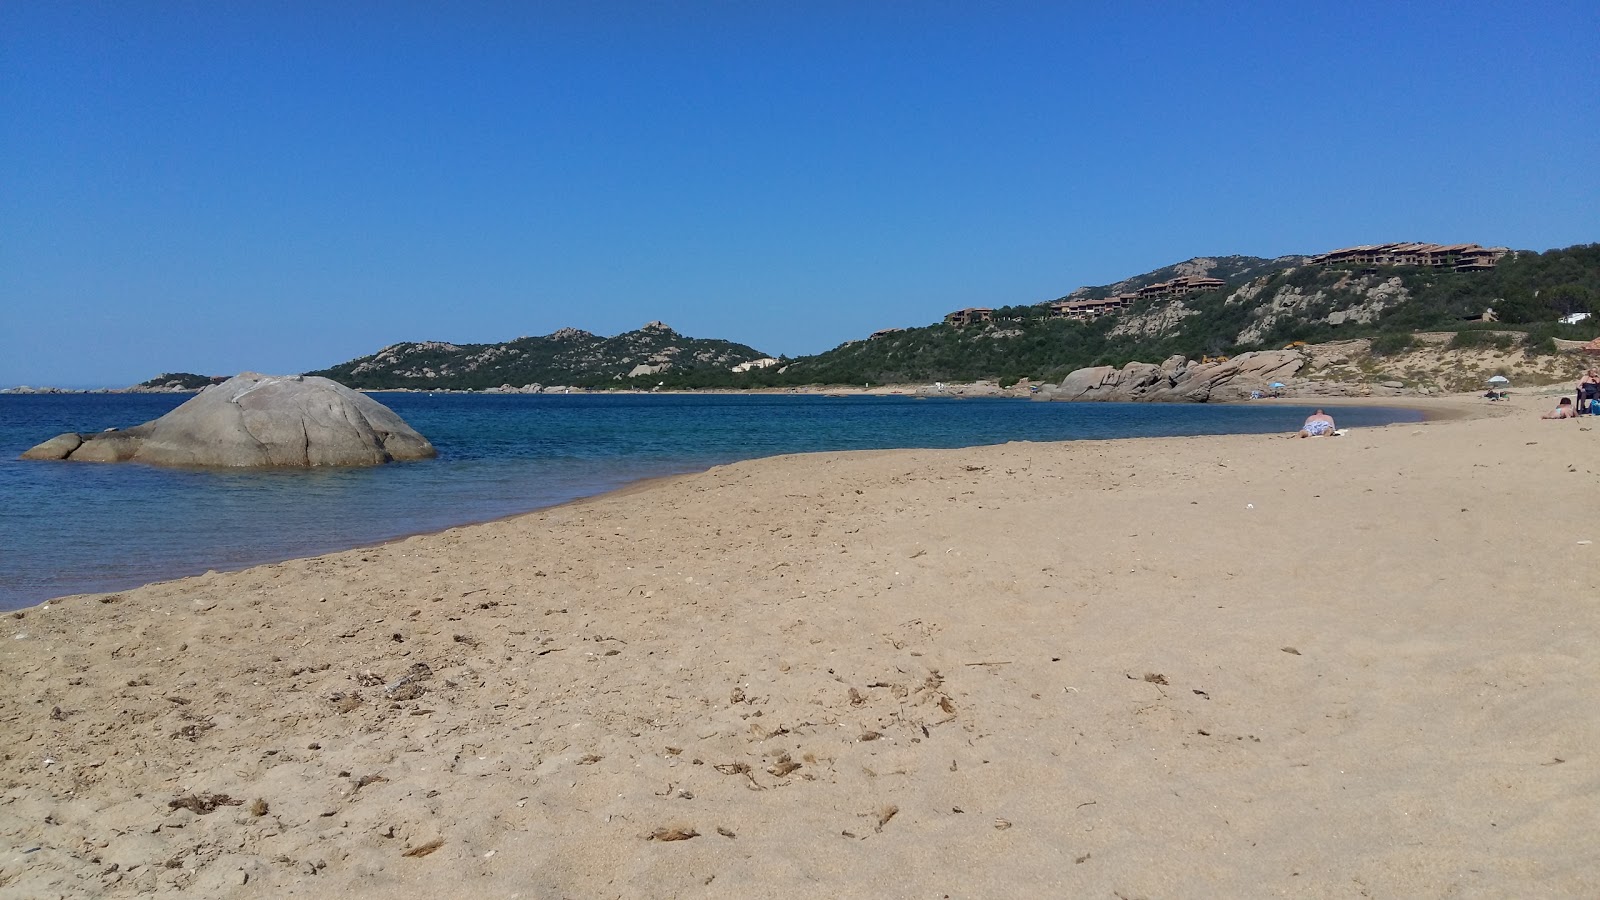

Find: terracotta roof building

[1310,242,1509,271]
[1049,294,1136,322]
[943,307,994,327]
[1136,275,1227,298]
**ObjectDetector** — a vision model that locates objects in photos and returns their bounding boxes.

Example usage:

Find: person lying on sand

[1298,409,1336,437]
[1542,397,1578,420]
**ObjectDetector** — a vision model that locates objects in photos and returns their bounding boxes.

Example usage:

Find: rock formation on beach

[20,373,436,467]
[1036,350,1306,402]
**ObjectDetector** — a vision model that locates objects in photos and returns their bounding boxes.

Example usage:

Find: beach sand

[2,394,1596,898]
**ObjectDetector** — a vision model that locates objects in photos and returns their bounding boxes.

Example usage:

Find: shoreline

[8,398,1452,613]
[1236,392,1494,422]
[5,378,1577,401]
[1,392,1593,896]
[4,467,707,615]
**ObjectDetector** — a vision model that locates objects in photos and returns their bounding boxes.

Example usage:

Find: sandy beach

[2,393,1596,898]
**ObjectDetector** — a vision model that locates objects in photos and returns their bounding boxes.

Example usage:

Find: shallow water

[0,392,1420,609]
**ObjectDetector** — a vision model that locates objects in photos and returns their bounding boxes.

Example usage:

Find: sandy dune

[2,394,1596,898]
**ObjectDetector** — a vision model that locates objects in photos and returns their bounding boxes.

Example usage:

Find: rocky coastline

[8,333,1580,403]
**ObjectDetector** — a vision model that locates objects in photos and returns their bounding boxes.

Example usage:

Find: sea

[0,392,1422,610]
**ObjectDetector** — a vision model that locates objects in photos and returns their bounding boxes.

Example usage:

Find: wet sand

[2,393,1596,898]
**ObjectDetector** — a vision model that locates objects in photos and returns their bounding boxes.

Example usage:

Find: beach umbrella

[1270,382,1285,388]
[1487,375,1510,384]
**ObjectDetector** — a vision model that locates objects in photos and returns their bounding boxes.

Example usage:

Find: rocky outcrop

[21,373,436,467]
[19,433,86,460]
[1234,274,1409,346]
[1037,350,1306,403]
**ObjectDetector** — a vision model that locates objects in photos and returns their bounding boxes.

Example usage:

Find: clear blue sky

[3,2,1596,387]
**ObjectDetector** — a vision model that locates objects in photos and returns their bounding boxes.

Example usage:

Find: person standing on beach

[1298,409,1336,437]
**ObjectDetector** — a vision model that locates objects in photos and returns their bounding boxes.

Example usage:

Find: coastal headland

[1,394,1595,897]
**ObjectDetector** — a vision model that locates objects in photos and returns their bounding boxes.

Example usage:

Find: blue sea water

[0,393,1421,609]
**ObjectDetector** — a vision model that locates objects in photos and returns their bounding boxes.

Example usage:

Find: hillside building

[944,307,994,327]
[1049,275,1226,322]
[1049,294,1136,321]
[1136,275,1227,299]
[1310,242,1509,271]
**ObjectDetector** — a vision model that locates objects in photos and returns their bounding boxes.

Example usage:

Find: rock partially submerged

[21,373,436,467]
[1036,350,1306,403]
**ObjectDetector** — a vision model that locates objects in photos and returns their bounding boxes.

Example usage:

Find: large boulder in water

[20,373,436,467]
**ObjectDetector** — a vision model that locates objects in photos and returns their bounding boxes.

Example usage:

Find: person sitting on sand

[1577,369,1600,414]
[1543,397,1577,420]
[1298,409,1336,437]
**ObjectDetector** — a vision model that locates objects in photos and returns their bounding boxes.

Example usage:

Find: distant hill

[737,243,1600,388]
[265,243,1599,392]
[130,372,225,392]
[306,322,771,390]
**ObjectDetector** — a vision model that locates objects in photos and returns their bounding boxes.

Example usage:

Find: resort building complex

[1310,242,1508,271]
[942,242,1505,329]
[1048,275,1227,322]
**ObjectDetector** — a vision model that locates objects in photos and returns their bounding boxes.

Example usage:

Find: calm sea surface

[0,393,1420,609]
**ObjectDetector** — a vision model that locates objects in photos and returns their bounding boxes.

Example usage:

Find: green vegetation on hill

[135,373,219,390]
[307,323,769,390]
[757,244,1598,387]
[295,244,1599,391]
[764,316,1127,387]
[1171,244,1598,352]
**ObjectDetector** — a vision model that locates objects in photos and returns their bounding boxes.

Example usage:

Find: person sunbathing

[1543,397,1577,420]
[1298,409,1336,437]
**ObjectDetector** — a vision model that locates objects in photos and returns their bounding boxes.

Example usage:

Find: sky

[3,2,1597,387]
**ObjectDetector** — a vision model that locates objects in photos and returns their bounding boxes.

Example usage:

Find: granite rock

[20,373,436,467]
[1038,350,1306,403]
[18,432,84,461]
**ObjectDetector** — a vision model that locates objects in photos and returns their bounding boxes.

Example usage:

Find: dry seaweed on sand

[874,805,899,832]
[767,754,802,777]
[647,826,699,842]
[168,793,242,815]
[402,839,445,858]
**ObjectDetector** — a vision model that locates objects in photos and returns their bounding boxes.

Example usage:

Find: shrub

[1448,330,1516,351]
[1283,266,1323,289]
[1525,336,1559,356]
[1369,333,1415,357]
